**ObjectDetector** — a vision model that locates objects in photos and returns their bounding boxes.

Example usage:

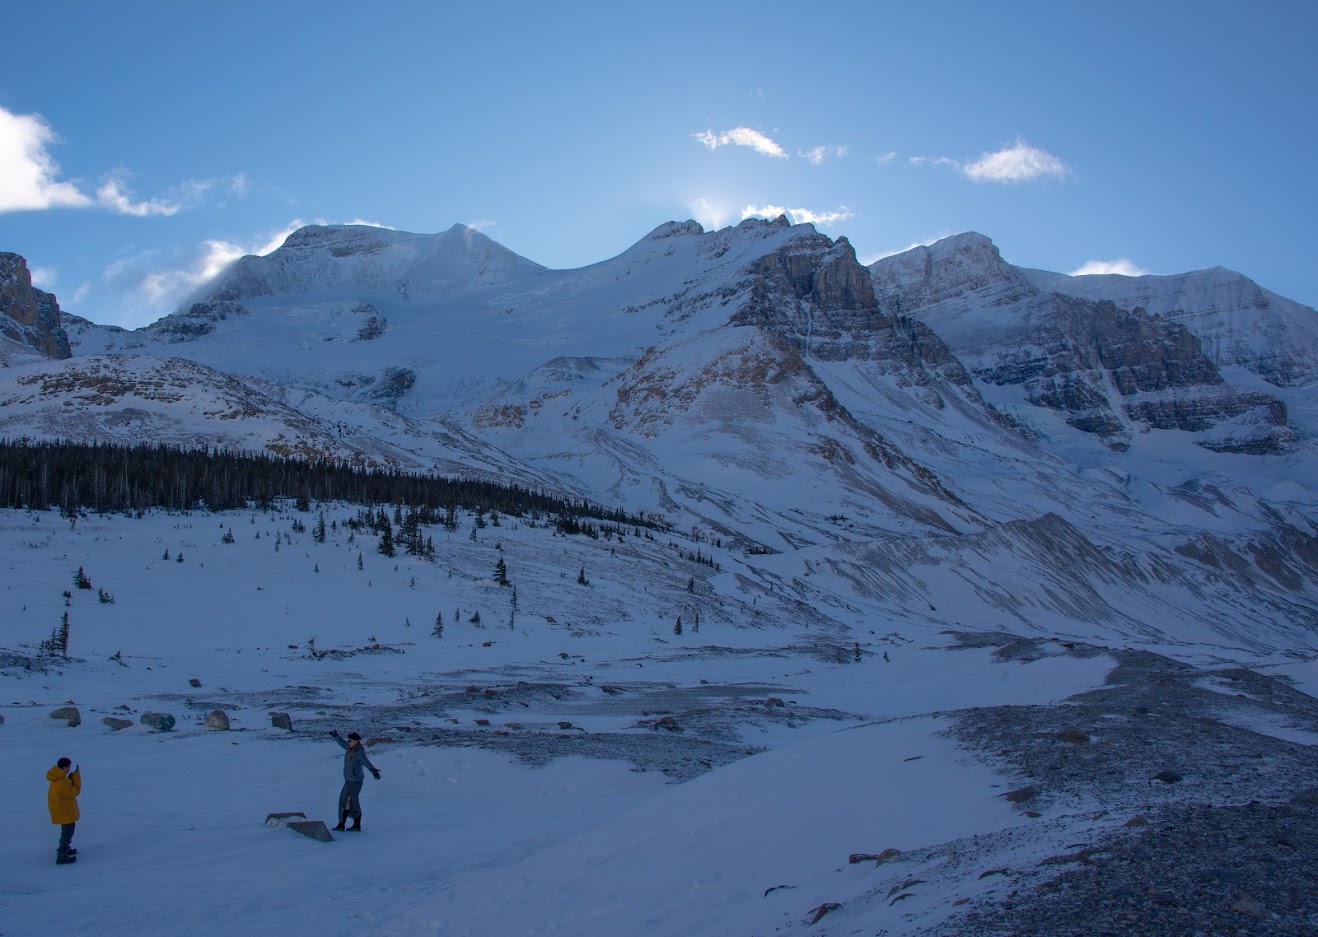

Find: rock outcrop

[870,234,1296,453]
[0,253,72,360]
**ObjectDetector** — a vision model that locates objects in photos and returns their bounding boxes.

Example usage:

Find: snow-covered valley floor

[2,506,1316,936]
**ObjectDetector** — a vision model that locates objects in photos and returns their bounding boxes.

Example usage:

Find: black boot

[333,811,347,832]
[346,816,361,831]
[56,853,77,865]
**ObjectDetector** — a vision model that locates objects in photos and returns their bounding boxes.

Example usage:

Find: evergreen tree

[162,548,170,561]
[468,610,481,625]
[313,513,327,543]
[357,552,364,570]
[577,566,588,586]
[57,611,70,658]
[853,642,862,663]
[377,518,395,557]
[97,587,115,604]
[673,615,683,636]
[432,612,444,638]
[494,556,510,586]
[222,527,235,544]
[73,566,92,590]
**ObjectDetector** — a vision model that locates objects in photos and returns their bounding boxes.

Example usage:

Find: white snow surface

[3,505,1134,937]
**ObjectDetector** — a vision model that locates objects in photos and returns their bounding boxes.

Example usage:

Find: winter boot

[333,811,347,832]
[58,847,78,856]
[346,816,362,832]
[56,853,77,865]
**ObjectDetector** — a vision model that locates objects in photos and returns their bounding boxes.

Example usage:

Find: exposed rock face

[735,234,974,386]
[870,235,1296,453]
[1023,265,1318,388]
[0,253,72,359]
[50,706,81,727]
[140,711,176,731]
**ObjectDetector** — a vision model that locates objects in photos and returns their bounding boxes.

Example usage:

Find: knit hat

[346,732,362,740]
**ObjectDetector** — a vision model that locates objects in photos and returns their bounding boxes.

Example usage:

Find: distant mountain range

[2,217,1315,651]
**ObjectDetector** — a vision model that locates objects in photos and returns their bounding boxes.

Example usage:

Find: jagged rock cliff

[0,253,71,360]
[870,234,1296,453]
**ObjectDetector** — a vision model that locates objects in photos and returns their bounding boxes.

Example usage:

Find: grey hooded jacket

[331,732,379,781]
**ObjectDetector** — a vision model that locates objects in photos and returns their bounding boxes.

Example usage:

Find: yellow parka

[46,765,81,825]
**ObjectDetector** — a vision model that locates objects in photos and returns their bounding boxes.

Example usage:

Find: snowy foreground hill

[3,505,1316,936]
[2,217,1318,934]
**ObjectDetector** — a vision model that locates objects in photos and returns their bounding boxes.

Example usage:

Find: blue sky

[2,1,1315,329]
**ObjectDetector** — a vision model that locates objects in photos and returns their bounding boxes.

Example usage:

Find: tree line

[0,439,667,530]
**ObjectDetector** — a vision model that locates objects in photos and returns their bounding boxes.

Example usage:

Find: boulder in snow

[205,709,231,730]
[50,706,81,727]
[270,712,293,731]
[141,712,176,731]
[287,820,334,843]
[101,717,133,730]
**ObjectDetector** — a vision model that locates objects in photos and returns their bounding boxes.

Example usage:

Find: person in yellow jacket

[46,757,81,864]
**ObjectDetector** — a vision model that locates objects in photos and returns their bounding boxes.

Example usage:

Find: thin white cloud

[28,266,57,291]
[694,127,787,159]
[0,105,246,216]
[94,220,305,328]
[875,151,897,166]
[800,145,848,166]
[962,138,1068,183]
[687,197,732,231]
[741,204,853,227]
[464,218,498,232]
[95,173,182,217]
[0,106,92,212]
[908,155,961,169]
[1070,258,1148,277]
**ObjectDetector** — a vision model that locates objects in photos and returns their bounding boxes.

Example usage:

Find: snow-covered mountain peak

[641,220,706,242]
[1022,263,1318,388]
[869,232,1035,315]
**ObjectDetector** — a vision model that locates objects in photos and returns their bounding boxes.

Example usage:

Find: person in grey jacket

[329,730,381,831]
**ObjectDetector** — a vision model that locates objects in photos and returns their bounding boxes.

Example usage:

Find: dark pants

[338,779,364,820]
[58,822,75,853]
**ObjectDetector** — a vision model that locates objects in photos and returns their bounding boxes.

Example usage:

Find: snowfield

[4,505,1315,935]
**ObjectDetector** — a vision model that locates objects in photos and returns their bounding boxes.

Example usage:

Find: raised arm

[329,730,348,751]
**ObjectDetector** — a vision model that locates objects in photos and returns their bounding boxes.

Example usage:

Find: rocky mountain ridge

[1,218,1315,652]
[0,252,71,362]
[868,234,1302,454]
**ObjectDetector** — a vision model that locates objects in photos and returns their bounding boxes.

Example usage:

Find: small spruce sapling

[577,566,588,586]
[674,615,683,636]
[74,566,92,590]
[432,613,444,638]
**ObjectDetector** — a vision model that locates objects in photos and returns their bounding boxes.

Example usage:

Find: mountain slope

[869,234,1298,455]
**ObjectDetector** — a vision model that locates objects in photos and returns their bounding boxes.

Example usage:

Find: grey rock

[140,711,175,731]
[204,709,230,730]
[286,820,334,842]
[1291,787,1318,807]
[101,717,133,730]
[270,712,293,731]
[50,706,81,727]
[189,678,202,688]
[0,253,72,359]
